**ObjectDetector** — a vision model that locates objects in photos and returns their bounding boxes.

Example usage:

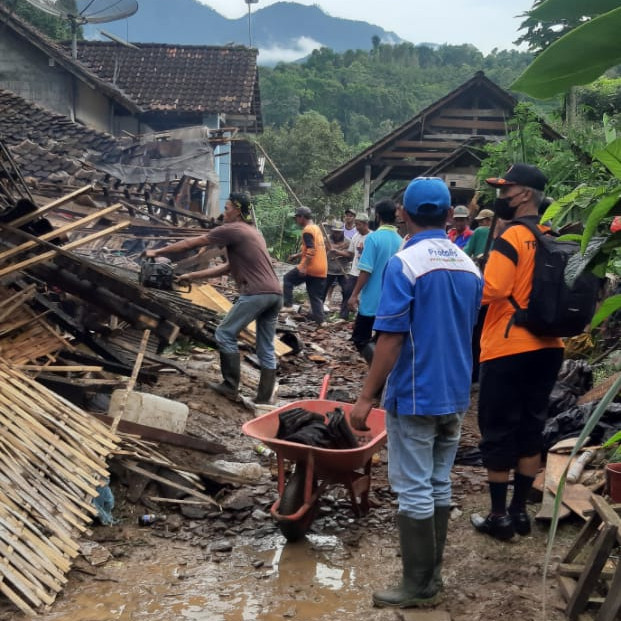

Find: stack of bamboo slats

[0,359,119,615]
[0,285,72,366]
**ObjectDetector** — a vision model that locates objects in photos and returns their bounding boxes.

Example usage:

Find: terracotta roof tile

[0,88,123,183]
[71,42,260,116]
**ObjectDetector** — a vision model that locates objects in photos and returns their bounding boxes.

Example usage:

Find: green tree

[10,0,77,40]
[257,111,362,218]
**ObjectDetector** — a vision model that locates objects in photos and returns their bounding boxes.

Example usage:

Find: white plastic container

[108,390,189,434]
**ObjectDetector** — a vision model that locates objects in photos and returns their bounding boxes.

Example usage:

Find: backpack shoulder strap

[512,217,559,239]
[504,217,545,338]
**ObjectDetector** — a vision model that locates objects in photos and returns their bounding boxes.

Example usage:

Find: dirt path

[2,317,579,621]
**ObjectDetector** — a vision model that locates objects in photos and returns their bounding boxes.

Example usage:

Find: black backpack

[506,218,600,338]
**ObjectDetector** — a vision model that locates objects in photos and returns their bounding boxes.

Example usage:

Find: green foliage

[259,42,535,147]
[591,294,621,329]
[9,0,79,40]
[256,112,362,220]
[512,4,621,98]
[476,103,598,205]
[577,77,621,122]
[253,182,300,261]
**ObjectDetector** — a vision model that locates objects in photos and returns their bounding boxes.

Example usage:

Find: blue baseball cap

[403,177,451,216]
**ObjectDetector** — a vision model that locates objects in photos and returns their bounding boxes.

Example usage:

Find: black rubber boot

[373,514,441,608]
[432,506,450,592]
[255,368,277,404]
[361,342,375,365]
[207,352,240,400]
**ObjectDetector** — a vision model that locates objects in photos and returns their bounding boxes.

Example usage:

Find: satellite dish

[20,0,139,58]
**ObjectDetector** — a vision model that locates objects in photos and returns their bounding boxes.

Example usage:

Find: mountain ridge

[86,0,403,64]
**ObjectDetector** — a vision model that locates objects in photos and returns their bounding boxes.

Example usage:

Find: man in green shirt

[463,209,494,261]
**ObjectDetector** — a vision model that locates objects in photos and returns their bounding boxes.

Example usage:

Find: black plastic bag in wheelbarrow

[276,406,358,450]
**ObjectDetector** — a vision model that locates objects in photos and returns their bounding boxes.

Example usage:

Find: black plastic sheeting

[543,402,621,452]
[547,359,594,418]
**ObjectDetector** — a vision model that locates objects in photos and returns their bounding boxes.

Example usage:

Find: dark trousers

[351,312,376,352]
[471,305,488,383]
[323,273,349,318]
[478,347,564,471]
[283,267,326,323]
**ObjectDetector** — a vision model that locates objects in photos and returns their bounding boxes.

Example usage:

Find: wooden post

[363,163,371,212]
[110,329,151,434]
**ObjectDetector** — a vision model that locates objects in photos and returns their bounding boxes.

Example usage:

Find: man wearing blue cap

[351,177,482,609]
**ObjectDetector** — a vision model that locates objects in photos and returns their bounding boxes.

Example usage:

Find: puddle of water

[25,533,380,621]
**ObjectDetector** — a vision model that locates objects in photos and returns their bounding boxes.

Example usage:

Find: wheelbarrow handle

[319,374,330,400]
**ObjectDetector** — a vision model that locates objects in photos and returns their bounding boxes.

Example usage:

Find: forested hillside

[259,42,537,146]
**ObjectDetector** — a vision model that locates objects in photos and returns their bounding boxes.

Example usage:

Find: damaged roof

[70,41,262,121]
[0,4,262,126]
[0,88,122,183]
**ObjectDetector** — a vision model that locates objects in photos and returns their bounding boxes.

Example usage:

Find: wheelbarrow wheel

[278,463,317,542]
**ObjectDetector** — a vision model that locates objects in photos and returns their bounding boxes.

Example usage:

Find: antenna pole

[245,0,259,48]
[71,18,77,59]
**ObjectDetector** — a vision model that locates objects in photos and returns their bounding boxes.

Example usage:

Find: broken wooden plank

[544,453,593,520]
[0,203,122,264]
[7,185,94,229]
[536,452,572,521]
[0,221,131,277]
[88,412,227,454]
[111,329,150,435]
[119,460,218,507]
[13,365,103,373]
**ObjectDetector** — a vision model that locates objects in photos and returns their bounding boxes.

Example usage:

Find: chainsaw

[139,257,191,292]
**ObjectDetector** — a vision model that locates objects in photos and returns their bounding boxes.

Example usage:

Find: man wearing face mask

[470,164,564,541]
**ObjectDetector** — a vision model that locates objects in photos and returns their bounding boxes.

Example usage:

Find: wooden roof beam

[428,118,507,130]
[381,151,447,160]
[394,140,463,149]
[440,107,506,118]
[423,132,503,141]
[370,166,394,194]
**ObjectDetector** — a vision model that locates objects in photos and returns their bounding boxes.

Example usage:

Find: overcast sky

[198,0,536,55]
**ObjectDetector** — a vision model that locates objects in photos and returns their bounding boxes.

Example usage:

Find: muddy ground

[3,312,584,621]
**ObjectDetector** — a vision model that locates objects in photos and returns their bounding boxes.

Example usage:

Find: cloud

[258,36,324,64]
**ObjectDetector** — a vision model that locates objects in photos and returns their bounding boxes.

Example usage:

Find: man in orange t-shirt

[283,206,328,324]
[470,164,564,542]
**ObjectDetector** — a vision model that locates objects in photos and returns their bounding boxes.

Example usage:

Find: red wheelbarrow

[241,375,386,541]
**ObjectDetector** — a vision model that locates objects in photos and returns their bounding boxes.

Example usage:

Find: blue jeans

[214,293,282,369]
[386,411,465,520]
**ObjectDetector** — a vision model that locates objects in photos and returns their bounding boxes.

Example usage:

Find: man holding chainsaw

[144,192,282,405]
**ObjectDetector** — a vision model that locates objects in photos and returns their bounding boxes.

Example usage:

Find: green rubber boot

[372,514,441,608]
[432,505,450,592]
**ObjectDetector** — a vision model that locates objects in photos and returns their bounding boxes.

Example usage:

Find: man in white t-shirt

[331,212,370,319]
[343,208,358,240]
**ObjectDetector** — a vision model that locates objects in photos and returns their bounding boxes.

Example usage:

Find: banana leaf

[594,137,621,180]
[591,294,621,329]
[511,7,621,99]
[581,193,621,252]
[530,0,620,22]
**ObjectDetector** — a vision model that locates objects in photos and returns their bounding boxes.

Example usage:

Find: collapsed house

[0,7,278,613]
